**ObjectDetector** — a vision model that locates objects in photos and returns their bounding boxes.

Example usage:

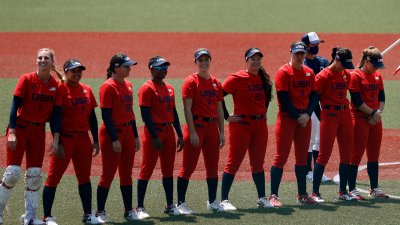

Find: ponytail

[329,47,341,65]
[258,67,273,107]
[106,67,113,79]
[358,46,381,69]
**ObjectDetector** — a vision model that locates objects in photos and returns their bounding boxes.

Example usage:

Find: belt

[239,114,265,120]
[155,122,173,126]
[280,108,307,114]
[322,105,348,110]
[193,116,217,122]
[17,118,43,126]
[115,121,135,127]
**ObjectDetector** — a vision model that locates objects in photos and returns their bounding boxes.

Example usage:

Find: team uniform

[0,72,58,225]
[43,80,99,224]
[270,63,317,205]
[177,73,223,212]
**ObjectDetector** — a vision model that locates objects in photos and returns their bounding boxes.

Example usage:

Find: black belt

[322,105,348,110]
[17,118,43,126]
[239,114,265,120]
[280,108,307,114]
[115,121,135,127]
[193,116,217,122]
[155,122,173,126]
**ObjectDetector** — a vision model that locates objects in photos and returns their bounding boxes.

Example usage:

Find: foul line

[333,162,400,200]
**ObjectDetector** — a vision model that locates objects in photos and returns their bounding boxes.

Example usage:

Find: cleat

[207,200,222,211]
[306,171,313,182]
[82,214,100,224]
[219,200,237,211]
[257,197,274,208]
[349,189,365,201]
[297,193,316,205]
[369,188,389,199]
[124,210,139,221]
[95,211,109,224]
[44,217,58,225]
[136,207,150,220]
[268,194,283,208]
[338,191,357,201]
[321,174,332,183]
[164,204,181,215]
[310,192,325,203]
[176,202,194,215]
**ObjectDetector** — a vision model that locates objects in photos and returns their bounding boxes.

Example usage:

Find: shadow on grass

[331,199,380,208]
[286,203,339,212]
[108,220,156,225]
[238,207,295,215]
[154,214,200,223]
[194,211,245,220]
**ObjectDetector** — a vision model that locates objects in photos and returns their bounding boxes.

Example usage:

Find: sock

[162,177,174,206]
[96,186,110,212]
[221,172,235,200]
[177,177,189,204]
[307,152,313,171]
[295,165,308,195]
[312,150,319,166]
[78,183,92,215]
[270,166,283,196]
[367,162,379,189]
[206,178,218,203]
[137,179,148,208]
[313,163,325,194]
[120,185,132,211]
[339,164,350,192]
[42,186,57,218]
[252,171,266,198]
[348,165,359,191]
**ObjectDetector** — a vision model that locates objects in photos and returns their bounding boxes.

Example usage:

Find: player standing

[348,47,389,199]
[311,47,356,202]
[219,48,273,210]
[269,42,318,207]
[95,54,140,223]
[0,48,59,225]
[176,49,225,214]
[136,56,184,219]
[301,32,332,183]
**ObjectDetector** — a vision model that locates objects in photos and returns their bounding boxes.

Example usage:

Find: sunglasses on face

[153,66,169,71]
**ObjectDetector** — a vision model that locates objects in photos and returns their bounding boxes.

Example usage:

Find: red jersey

[275,64,316,110]
[316,67,351,106]
[182,73,223,118]
[138,80,175,123]
[349,69,384,112]
[222,70,268,115]
[13,72,59,123]
[99,78,135,125]
[55,82,97,132]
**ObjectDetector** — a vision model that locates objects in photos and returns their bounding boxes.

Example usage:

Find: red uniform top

[55,82,97,132]
[14,72,59,123]
[99,78,135,125]
[138,80,175,123]
[316,67,351,106]
[182,73,223,118]
[222,70,268,115]
[275,64,316,110]
[349,69,384,112]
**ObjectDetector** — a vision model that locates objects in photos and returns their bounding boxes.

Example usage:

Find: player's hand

[135,138,140,152]
[177,137,184,152]
[112,140,122,153]
[219,133,225,149]
[368,117,377,125]
[227,114,241,123]
[7,129,17,150]
[50,142,65,159]
[153,137,163,150]
[190,132,199,148]
[297,113,310,127]
[92,142,99,157]
[373,111,382,123]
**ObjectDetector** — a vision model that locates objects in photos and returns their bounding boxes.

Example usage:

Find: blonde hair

[358,46,382,69]
[37,48,55,63]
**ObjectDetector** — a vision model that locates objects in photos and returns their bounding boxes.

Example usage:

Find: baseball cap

[111,54,137,68]
[63,59,86,72]
[245,48,263,60]
[194,48,211,62]
[301,32,325,45]
[290,42,307,53]
[367,55,385,69]
[336,48,355,69]
[148,56,170,69]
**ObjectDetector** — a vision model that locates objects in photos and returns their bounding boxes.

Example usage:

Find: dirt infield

[0,32,399,80]
[1,126,399,181]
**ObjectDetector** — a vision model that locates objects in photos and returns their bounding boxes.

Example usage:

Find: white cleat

[20,214,45,225]
[164,204,181,215]
[136,207,150,220]
[95,211,109,224]
[176,202,194,215]
[306,171,313,182]
[83,214,101,224]
[257,197,274,208]
[44,217,58,225]
[321,174,332,183]
[219,200,237,211]
[310,192,325,203]
[124,210,139,221]
[207,200,222,211]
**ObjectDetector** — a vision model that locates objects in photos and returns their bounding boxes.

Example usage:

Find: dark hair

[106,53,127,79]
[258,67,273,106]
[358,46,382,69]
[329,47,349,65]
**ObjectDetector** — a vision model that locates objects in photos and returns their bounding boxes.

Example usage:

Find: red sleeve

[54,84,64,106]
[13,75,28,97]
[89,88,98,108]
[138,84,153,107]
[216,80,223,101]
[349,71,361,93]
[182,77,195,99]
[222,75,238,94]
[274,69,289,91]
[310,74,317,91]
[378,73,384,90]
[99,84,114,108]
[315,72,327,95]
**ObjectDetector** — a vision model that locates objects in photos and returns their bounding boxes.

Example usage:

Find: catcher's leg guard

[23,167,43,225]
[0,165,22,216]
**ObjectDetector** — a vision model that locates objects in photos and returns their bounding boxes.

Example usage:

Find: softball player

[95,54,140,223]
[42,59,100,225]
[348,47,388,199]
[136,56,184,219]
[311,47,356,202]
[176,49,225,214]
[301,32,332,183]
[0,48,59,225]
[269,42,318,207]
[219,48,273,210]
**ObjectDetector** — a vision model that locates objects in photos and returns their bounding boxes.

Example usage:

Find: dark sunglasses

[153,66,169,71]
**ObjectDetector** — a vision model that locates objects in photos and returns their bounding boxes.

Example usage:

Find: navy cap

[301,32,324,45]
[63,59,86,72]
[194,48,211,62]
[290,42,307,53]
[110,54,137,69]
[245,48,263,60]
[148,56,170,69]
[336,49,355,69]
[367,56,385,69]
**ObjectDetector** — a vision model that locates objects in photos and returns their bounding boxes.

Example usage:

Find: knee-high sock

[206,178,218,203]
[339,164,350,192]
[96,186,109,212]
[42,186,57,218]
[221,172,234,201]
[270,166,283,196]
[120,185,132,211]
[367,162,379,189]
[313,163,325,194]
[307,152,313,172]
[348,165,359,191]
[295,166,308,195]
[312,150,319,166]
[252,172,266,198]
[162,177,174,206]
[177,177,189,204]
[78,183,92,215]
[137,179,148,208]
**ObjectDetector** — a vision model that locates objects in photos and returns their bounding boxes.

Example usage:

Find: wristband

[370,110,377,116]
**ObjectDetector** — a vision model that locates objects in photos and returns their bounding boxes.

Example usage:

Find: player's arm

[172,107,184,152]
[89,109,99,143]
[221,90,230,120]
[7,95,22,150]
[276,91,300,119]
[131,120,140,151]
[49,105,63,158]
[217,101,225,149]
[183,98,199,148]
[101,108,118,141]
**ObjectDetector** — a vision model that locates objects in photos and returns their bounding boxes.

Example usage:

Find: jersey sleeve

[54,85,64,107]
[222,75,238,94]
[182,77,195,99]
[274,69,289,91]
[378,73,384,90]
[13,75,28,97]
[349,71,361,93]
[310,72,317,91]
[89,87,98,108]
[216,80,223,101]
[315,71,327,95]
[138,84,153,107]
[99,84,114,108]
